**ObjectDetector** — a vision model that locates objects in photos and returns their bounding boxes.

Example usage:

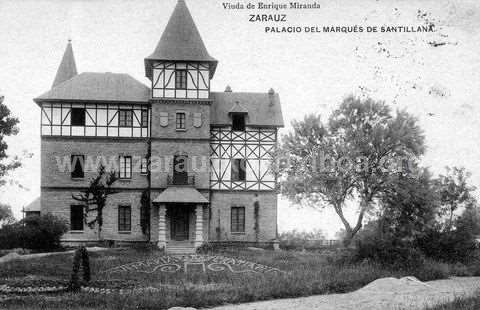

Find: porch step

[166,242,196,255]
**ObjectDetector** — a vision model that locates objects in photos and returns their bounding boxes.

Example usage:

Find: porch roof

[153,187,208,204]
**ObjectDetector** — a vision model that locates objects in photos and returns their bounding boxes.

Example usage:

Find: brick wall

[42,189,147,242]
[150,140,210,189]
[209,191,278,242]
[41,138,148,189]
[150,102,211,139]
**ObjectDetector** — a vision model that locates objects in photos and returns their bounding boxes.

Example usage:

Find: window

[231,158,246,181]
[118,205,131,232]
[70,205,84,231]
[71,155,84,179]
[71,108,85,126]
[141,110,148,127]
[231,206,245,233]
[119,110,133,127]
[119,156,132,179]
[232,114,245,131]
[172,155,188,184]
[140,157,148,175]
[175,69,187,89]
[176,112,186,130]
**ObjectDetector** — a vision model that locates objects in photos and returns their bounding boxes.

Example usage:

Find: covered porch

[153,186,209,252]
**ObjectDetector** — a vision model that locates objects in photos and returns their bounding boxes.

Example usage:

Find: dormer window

[175,69,187,89]
[232,114,245,131]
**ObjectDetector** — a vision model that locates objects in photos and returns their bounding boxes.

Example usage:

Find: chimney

[268,88,275,106]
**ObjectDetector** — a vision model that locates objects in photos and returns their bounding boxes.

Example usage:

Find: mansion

[34,0,283,253]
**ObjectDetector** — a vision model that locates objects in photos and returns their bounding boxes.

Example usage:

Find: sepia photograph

[0,0,480,309]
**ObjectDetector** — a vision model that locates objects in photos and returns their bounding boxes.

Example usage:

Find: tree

[436,166,476,230]
[279,96,426,246]
[0,203,15,226]
[456,204,480,237]
[279,114,356,245]
[0,95,21,187]
[328,96,425,243]
[72,165,118,240]
[378,168,439,241]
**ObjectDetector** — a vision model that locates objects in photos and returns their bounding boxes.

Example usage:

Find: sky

[0,0,479,238]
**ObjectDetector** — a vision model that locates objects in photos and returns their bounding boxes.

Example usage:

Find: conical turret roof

[145,0,217,78]
[52,40,77,88]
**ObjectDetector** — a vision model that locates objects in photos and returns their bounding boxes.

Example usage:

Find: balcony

[167,174,195,186]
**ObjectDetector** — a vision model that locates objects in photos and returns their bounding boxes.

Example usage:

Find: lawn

[422,292,480,310]
[0,247,479,310]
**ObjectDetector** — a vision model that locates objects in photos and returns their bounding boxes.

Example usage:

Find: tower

[146,0,214,249]
[144,0,217,100]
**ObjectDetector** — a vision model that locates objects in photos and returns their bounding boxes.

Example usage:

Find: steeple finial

[52,40,78,88]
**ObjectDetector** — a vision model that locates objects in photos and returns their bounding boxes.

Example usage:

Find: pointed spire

[145,0,217,78]
[52,40,77,88]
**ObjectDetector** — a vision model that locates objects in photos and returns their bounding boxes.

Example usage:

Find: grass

[1,247,479,310]
[422,292,480,310]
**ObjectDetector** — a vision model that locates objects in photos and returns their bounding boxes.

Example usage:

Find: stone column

[194,204,204,248]
[157,204,167,249]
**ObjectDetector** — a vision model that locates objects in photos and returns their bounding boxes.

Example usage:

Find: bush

[413,259,451,281]
[69,247,91,292]
[278,229,327,251]
[0,214,68,251]
[355,235,425,268]
[417,228,478,264]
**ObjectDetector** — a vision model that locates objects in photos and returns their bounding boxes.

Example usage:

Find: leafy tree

[72,165,118,240]
[378,168,439,241]
[0,95,21,187]
[456,204,480,237]
[436,166,476,230]
[0,214,68,250]
[0,203,15,226]
[328,96,425,243]
[279,114,356,245]
[279,96,426,245]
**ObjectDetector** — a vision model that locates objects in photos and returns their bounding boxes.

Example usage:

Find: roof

[145,0,217,78]
[23,197,41,212]
[228,101,249,114]
[211,91,284,127]
[52,41,77,88]
[153,187,208,204]
[34,72,150,103]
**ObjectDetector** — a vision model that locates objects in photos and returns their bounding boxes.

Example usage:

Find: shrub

[355,235,425,268]
[0,214,68,251]
[278,229,327,251]
[196,242,215,254]
[417,228,477,264]
[69,247,91,292]
[413,259,451,281]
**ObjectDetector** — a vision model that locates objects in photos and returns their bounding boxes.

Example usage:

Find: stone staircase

[166,241,196,255]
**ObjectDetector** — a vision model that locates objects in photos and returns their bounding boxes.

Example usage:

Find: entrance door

[170,206,190,241]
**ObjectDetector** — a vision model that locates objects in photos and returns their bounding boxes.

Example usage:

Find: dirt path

[208,277,480,310]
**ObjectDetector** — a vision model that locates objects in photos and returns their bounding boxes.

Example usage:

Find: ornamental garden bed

[1,247,479,309]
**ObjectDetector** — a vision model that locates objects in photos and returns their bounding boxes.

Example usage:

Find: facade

[34,0,283,252]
